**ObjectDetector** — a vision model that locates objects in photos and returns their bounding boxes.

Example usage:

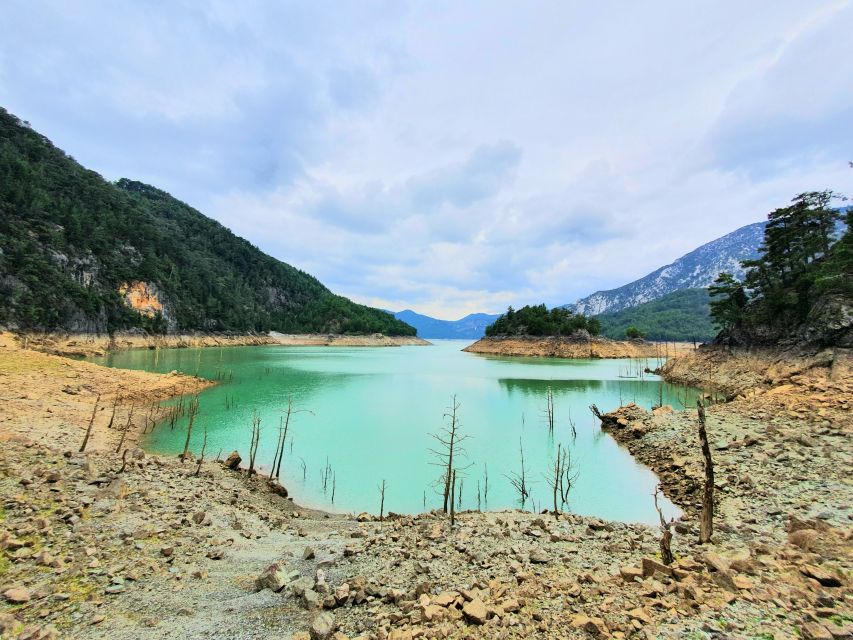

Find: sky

[2,1,852,319]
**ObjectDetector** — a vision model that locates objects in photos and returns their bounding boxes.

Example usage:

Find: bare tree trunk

[653,486,674,564]
[483,463,488,503]
[106,390,121,430]
[428,395,469,514]
[506,436,529,506]
[195,426,208,477]
[115,404,135,454]
[450,470,456,527]
[272,397,312,480]
[697,400,714,544]
[552,443,560,517]
[544,387,554,433]
[119,448,130,473]
[378,479,386,521]
[79,393,101,453]
[248,410,261,477]
[181,395,200,462]
[442,397,459,512]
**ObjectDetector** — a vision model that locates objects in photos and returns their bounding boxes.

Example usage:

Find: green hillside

[596,288,716,342]
[0,108,414,336]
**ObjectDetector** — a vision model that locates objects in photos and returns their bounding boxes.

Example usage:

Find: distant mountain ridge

[563,222,766,315]
[393,310,500,339]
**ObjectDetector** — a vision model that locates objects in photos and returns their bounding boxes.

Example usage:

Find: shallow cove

[93,339,703,524]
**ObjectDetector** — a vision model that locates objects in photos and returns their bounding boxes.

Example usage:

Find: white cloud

[2,0,851,318]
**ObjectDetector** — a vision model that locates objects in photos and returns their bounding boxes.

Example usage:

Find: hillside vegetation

[0,108,414,336]
[596,288,716,342]
[710,191,851,347]
[484,304,600,337]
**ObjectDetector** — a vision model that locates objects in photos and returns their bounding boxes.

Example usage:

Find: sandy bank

[0,332,212,452]
[463,335,694,359]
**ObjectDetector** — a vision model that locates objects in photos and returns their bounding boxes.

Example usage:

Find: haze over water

[96,340,703,525]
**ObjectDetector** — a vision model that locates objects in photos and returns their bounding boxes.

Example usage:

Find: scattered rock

[3,588,30,604]
[462,598,488,624]
[223,451,242,470]
[309,612,336,639]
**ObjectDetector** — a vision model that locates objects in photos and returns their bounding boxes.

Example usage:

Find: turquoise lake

[94,340,702,525]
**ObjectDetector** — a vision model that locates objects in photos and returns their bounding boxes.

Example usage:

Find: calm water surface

[94,340,702,524]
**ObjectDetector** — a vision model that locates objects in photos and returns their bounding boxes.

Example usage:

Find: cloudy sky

[3,1,851,318]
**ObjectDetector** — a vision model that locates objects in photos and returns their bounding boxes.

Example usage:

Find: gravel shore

[0,335,849,639]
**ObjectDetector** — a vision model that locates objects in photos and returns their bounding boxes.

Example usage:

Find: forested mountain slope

[0,108,414,336]
[596,288,716,342]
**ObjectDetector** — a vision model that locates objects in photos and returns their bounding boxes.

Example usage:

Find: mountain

[564,222,766,315]
[393,310,501,339]
[0,108,415,336]
[596,288,716,342]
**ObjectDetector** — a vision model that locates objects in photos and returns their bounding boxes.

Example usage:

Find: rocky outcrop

[118,281,178,333]
[463,335,691,359]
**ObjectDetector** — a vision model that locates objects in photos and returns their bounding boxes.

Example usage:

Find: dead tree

[180,395,200,462]
[483,463,489,503]
[428,395,470,513]
[653,485,674,564]
[697,400,714,543]
[505,437,529,506]
[299,456,307,481]
[247,410,261,477]
[119,449,130,473]
[106,389,121,430]
[543,387,555,433]
[270,396,313,481]
[79,393,101,453]
[559,445,578,508]
[450,470,456,527]
[589,404,604,421]
[546,443,579,518]
[195,426,208,477]
[567,408,577,443]
[378,479,387,521]
[115,404,135,454]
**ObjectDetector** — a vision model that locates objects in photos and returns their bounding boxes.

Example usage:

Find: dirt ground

[0,335,849,640]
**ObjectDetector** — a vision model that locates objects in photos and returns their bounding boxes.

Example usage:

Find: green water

[94,340,702,524]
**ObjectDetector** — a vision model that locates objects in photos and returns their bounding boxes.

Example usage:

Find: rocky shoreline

[8,331,430,358]
[463,335,693,359]
[0,335,850,639]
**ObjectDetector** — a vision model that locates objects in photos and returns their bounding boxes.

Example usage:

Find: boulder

[642,557,673,578]
[303,589,321,610]
[223,451,241,470]
[529,549,549,564]
[256,563,289,592]
[3,588,30,604]
[789,528,820,551]
[291,576,315,596]
[800,565,842,587]
[570,614,607,636]
[462,598,488,624]
[309,612,336,640]
[620,565,643,582]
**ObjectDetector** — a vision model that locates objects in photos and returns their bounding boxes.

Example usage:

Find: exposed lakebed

[93,339,704,524]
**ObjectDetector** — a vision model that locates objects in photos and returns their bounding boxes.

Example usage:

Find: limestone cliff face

[118,281,177,333]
